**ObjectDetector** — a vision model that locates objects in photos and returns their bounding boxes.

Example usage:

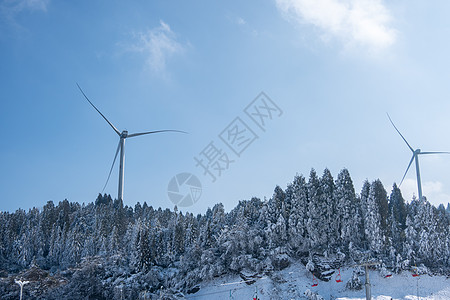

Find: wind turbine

[77,84,186,201]
[387,113,450,200]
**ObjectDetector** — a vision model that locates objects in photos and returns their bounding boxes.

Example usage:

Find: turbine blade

[77,83,121,136]
[127,129,187,138]
[102,140,121,193]
[386,113,414,152]
[419,151,450,155]
[400,154,415,186]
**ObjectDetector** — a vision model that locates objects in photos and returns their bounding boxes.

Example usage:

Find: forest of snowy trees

[0,168,449,299]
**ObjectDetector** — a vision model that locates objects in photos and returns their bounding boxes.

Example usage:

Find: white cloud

[127,21,185,76]
[400,178,450,207]
[18,0,49,11]
[3,0,49,12]
[236,17,246,26]
[1,0,49,27]
[227,14,258,37]
[275,0,396,51]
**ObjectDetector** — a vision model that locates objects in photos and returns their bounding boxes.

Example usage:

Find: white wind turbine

[387,113,450,200]
[78,84,186,201]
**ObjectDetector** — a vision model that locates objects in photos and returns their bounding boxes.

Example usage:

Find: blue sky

[1,0,450,213]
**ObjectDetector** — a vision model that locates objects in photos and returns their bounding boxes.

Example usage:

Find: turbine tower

[387,113,450,200]
[78,84,185,201]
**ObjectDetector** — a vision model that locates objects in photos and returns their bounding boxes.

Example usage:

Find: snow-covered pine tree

[306,169,326,250]
[184,212,199,251]
[334,168,362,251]
[268,186,286,224]
[136,223,152,270]
[265,186,287,249]
[413,198,444,267]
[40,201,57,258]
[320,168,336,250]
[388,184,406,255]
[373,180,389,241]
[403,213,416,263]
[211,203,226,243]
[435,205,450,267]
[273,214,288,246]
[172,212,186,256]
[287,175,308,251]
[389,183,406,229]
[359,180,370,248]
[364,180,386,255]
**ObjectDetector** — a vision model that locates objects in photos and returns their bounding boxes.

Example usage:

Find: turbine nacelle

[121,130,128,138]
[414,149,421,155]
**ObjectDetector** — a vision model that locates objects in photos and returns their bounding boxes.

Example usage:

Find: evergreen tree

[388,184,406,254]
[334,168,362,250]
[372,180,389,238]
[287,175,308,251]
[268,186,286,224]
[364,180,385,254]
[404,213,416,263]
[136,224,151,270]
[389,183,407,229]
[320,168,336,249]
[306,169,326,250]
[359,179,371,247]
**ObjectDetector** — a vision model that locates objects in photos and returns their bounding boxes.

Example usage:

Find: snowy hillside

[190,262,450,300]
[0,168,449,299]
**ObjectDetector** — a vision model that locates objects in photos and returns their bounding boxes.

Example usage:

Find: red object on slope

[335,268,343,283]
[312,274,318,287]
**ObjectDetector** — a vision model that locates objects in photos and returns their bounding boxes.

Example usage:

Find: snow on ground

[186,262,450,299]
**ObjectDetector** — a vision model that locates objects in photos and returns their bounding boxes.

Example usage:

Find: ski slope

[186,262,450,299]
